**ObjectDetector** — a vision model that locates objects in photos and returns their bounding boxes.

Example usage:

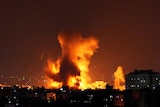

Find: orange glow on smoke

[50,81,63,88]
[67,76,79,88]
[44,31,107,90]
[113,66,125,91]
[45,77,63,88]
[47,59,60,74]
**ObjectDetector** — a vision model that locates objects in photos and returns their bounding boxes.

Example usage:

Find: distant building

[125,70,160,90]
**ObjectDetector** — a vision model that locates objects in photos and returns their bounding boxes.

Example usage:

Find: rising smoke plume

[45,31,99,89]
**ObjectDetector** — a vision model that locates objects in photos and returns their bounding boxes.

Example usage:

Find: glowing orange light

[44,31,107,90]
[45,77,62,89]
[113,66,125,91]
[88,81,107,90]
[47,59,60,74]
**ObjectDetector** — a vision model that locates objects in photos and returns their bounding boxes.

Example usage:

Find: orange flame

[113,66,125,91]
[47,59,60,74]
[44,31,107,90]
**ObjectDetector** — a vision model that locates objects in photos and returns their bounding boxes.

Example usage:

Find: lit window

[153,87,155,90]
[131,85,136,87]
[8,101,11,104]
[84,101,88,103]
[60,88,63,91]
[27,87,30,90]
[14,96,16,99]
[35,93,38,97]
[104,98,108,101]
[70,100,73,103]
[121,99,123,101]
[14,90,16,92]
[104,105,108,107]
[141,80,145,83]
[109,95,113,98]
[116,96,119,98]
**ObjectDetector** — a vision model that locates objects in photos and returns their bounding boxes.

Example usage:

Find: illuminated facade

[125,70,160,90]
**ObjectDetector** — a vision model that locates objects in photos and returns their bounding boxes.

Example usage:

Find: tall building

[125,70,160,90]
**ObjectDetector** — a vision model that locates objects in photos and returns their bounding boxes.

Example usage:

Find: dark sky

[0,0,160,84]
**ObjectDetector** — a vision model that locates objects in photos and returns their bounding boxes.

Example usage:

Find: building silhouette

[125,69,160,90]
[123,69,160,107]
[1,69,160,107]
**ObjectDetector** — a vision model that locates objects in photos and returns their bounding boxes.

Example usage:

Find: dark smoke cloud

[45,31,82,86]
[45,30,99,88]
[58,31,82,86]
[59,56,80,86]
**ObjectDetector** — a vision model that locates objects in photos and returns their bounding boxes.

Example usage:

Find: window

[116,96,119,98]
[141,80,145,83]
[109,95,113,98]
[153,87,155,90]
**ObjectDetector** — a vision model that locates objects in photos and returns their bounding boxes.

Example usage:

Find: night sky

[0,0,160,84]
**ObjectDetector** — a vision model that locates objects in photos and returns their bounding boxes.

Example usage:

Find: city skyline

[0,0,160,85]
[0,70,160,107]
[1,68,160,89]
